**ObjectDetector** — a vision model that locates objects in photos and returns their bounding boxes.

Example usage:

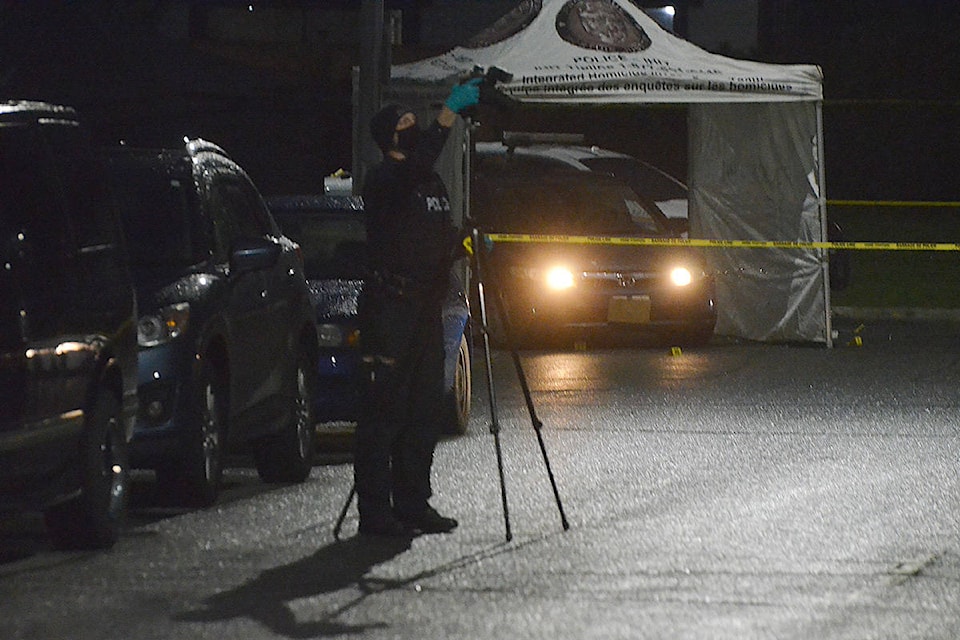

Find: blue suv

[107,140,319,507]
[267,194,472,439]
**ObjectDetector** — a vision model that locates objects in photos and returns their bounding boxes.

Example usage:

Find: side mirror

[230,237,281,274]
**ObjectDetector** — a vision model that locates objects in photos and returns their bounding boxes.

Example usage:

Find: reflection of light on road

[523,353,608,393]
[509,346,723,404]
[653,351,711,384]
[522,349,714,394]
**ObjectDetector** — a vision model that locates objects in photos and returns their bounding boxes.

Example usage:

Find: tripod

[333,228,569,542]
[469,226,570,541]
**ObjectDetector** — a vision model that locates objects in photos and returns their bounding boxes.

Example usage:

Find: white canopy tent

[385,0,830,344]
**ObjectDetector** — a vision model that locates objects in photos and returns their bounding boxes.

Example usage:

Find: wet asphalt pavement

[1,317,959,639]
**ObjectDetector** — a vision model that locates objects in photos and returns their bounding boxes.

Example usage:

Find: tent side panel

[689,102,827,343]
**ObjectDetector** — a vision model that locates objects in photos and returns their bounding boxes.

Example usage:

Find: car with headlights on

[478,134,849,292]
[472,147,716,346]
[266,193,472,437]
[106,140,319,507]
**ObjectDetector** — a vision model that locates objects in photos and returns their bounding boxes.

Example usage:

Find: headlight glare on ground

[670,267,693,287]
[138,302,190,347]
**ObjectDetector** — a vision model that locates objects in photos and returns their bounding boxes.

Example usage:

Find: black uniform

[355,120,460,524]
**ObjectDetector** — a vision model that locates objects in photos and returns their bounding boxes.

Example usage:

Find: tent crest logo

[464,0,542,49]
[556,0,651,53]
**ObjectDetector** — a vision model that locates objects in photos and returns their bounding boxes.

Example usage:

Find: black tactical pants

[354,284,445,520]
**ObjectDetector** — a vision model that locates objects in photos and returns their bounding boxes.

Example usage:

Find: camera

[466,66,516,110]
[474,65,513,85]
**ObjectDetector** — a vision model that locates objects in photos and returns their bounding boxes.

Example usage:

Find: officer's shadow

[177,534,413,638]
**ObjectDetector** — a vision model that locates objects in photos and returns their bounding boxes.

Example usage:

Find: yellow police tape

[483,233,960,252]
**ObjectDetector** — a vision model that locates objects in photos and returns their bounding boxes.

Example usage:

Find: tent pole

[816,100,833,348]
[355,0,386,194]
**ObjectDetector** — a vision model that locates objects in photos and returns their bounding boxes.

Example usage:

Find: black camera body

[467,66,516,110]
[476,65,512,85]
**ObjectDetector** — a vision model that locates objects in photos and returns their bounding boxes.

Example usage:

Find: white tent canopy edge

[387,0,830,344]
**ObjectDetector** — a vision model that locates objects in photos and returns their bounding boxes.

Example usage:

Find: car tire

[254,351,316,484]
[158,364,227,508]
[443,332,472,435]
[44,389,129,550]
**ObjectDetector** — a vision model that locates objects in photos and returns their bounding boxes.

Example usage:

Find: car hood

[485,240,708,275]
[308,279,362,320]
[135,270,223,310]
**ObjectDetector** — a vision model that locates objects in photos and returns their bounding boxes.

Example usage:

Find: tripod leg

[333,482,356,540]
[479,281,512,543]
[507,347,570,531]
[473,230,512,542]
[490,272,570,532]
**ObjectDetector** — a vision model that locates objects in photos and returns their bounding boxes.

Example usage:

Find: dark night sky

[1,1,958,199]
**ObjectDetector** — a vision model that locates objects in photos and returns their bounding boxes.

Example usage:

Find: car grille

[579,271,659,290]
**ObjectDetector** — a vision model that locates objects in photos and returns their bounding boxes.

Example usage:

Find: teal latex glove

[444,77,482,113]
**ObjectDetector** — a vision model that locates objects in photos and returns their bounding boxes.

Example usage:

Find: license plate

[608,295,651,323]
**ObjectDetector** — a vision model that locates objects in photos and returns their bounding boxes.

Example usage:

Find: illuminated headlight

[316,323,344,347]
[545,266,575,290]
[670,267,693,287]
[138,302,190,347]
[508,265,576,291]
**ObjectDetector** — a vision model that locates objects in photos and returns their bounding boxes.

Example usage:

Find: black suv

[106,140,318,507]
[0,101,138,549]
[473,146,717,346]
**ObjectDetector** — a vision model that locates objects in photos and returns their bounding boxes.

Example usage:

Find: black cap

[370,104,410,152]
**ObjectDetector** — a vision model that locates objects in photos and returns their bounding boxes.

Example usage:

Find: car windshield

[273,211,367,279]
[474,172,667,236]
[579,157,687,202]
[108,154,207,271]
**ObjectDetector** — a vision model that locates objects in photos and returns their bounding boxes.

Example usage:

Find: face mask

[395,126,420,155]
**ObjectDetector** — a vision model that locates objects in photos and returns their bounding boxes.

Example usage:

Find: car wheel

[158,364,226,508]
[254,351,316,483]
[443,332,472,435]
[44,389,129,550]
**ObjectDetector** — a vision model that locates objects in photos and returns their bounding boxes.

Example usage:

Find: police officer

[355,78,481,537]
